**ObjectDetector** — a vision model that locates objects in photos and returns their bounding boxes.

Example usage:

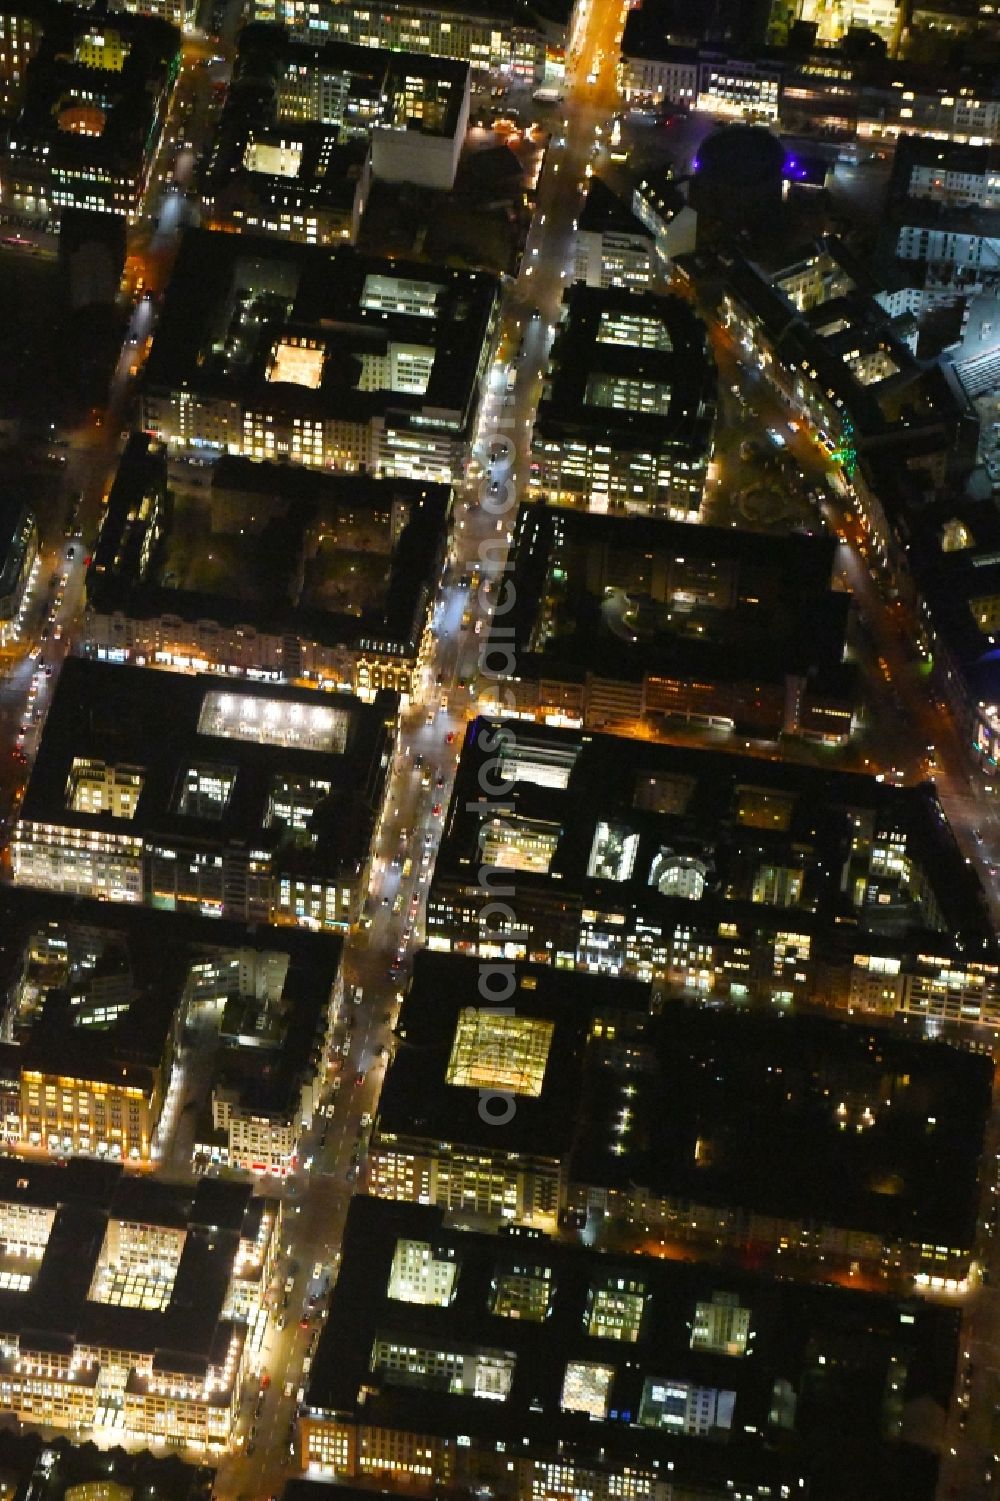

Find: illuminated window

[690,1292,750,1356]
[176,763,236,819]
[446,1010,554,1097]
[587,822,639,881]
[586,1275,646,1341]
[386,1238,458,1306]
[268,338,325,388]
[561,1360,615,1418]
[480,815,559,874]
[198,691,348,753]
[491,1264,552,1320]
[66,759,144,819]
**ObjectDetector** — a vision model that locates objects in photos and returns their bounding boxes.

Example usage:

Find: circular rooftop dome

[691,126,784,230]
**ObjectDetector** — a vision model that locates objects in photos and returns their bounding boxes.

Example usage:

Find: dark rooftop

[376,951,652,1157]
[432,717,994,950]
[305,1196,956,1501]
[497,501,851,687]
[573,1003,991,1248]
[579,176,652,239]
[142,230,499,439]
[87,437,451,658]
[535,284,716,457]
[15,657,396,879]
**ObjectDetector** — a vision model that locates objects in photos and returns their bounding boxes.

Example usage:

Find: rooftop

[0,1150,274,1371]
[496,502,851,687]
[574,1004,991,1247]
[5,2,179,173]
[535,284,716,457]
[86,437,451,657]
[235,22,470,140]
[0,886,343,1127]
[15,657,395,877]
[305,1196,955,1501]
[376,952,652,1158]
[142,230,499,439]
[431,717,993,949]
[578,177,652,240]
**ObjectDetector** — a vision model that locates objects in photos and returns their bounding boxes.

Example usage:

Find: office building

[0,3,179,222]
[719,236,977,534]
[11,658,396,930]
[0,0,46,116]
[484,503,858,742]
[618,22,1000,147]
[83,437,450,701]
[426,718,1000,1027]
[204,25,470,216]
[109,0,194,28]
[139,230,499,483]
[371,960,991,1280]
[300,1195,961,1501]
[203,120,370,248]
[0,500,37,647]
[885,135,1000,283]
[529,285,717,517]
[0,1159,278,1447]
[619,28,782,121]
[572,178,654,290]
[370,953,652,1228]
[768,0,904,51]
[0,889,344,1173]
[249,0,554,85]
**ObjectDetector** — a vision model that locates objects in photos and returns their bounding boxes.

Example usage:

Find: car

[446,730,456,744]
[530,306,540,319]
[354,1071,366,1086]
[299,1316,310,1329]
[432,803,443,817]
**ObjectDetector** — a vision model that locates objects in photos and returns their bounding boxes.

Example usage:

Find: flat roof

[376,952,652,1156]
[16,657,396,876]
[0,886,344,1124]
[142,230,499,439]
[534,284,716,456]
[573,1003,991,1247]
[9,3,179,173]
[497,502,850,687]
[87,437,451,657]
[0,1152,273,1363]
[432,717,994,949]
[305,1196,955,1500]
[579,176,652,239]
